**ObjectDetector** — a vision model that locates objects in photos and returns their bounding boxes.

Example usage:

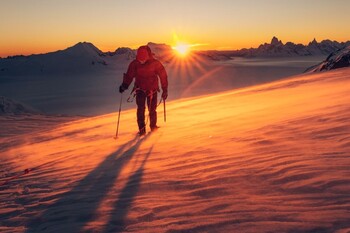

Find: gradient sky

[1,0,350,57]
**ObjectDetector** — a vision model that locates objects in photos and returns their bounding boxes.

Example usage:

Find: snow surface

[1,68,350,233]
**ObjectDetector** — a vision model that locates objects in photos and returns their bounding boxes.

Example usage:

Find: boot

[138,128,146,136]
[151,125,160,132]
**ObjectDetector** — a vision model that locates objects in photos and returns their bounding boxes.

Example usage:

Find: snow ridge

[0,42,108,75]
[306,45,350,72]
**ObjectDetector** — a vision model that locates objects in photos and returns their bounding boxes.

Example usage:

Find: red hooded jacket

[122,47,168,92]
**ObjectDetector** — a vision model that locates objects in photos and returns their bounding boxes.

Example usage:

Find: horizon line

[1,37,350,58]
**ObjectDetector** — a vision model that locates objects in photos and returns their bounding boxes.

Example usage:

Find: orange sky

[1,0,350,57]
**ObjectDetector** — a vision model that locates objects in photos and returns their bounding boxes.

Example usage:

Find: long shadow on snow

[25,134,150,233]
[103,142,156,233]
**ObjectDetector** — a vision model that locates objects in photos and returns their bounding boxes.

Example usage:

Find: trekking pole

[163,98,166,122]
[114,94,123,139]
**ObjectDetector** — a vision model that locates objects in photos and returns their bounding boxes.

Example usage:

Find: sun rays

[165,48,223,98]
[173,43,191,57]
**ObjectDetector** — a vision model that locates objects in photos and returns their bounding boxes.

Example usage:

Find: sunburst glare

[173,43,191,57]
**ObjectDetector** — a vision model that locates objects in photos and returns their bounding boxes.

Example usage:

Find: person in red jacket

[119,45,168,135]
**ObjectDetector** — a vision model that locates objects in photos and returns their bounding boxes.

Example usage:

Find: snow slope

[306,45,350,72]
[0,68,350,233]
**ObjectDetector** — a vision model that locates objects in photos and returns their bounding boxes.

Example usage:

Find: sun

[173,43,191,57]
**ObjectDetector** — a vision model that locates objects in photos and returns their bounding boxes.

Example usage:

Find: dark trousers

[136,90,157,131]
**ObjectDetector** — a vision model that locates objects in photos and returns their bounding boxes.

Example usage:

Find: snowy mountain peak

[146,42,174,61]
[308,38,319,46]
[271,36,283,46]
[114,47,134,55]
[103,47,135,60]
[147,42,173,53]
[64,42,102,55]
[0,41,109,76]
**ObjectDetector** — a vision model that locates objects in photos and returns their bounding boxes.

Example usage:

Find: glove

[119,83,128,93]
[161,88,168,100]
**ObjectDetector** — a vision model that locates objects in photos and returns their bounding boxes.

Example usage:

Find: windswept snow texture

[306,45,350,72]
[1,68,350,233]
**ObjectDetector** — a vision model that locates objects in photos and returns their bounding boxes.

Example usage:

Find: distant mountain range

[1,37,350,76]
[232,37,350,57]
[198,37,350,59]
